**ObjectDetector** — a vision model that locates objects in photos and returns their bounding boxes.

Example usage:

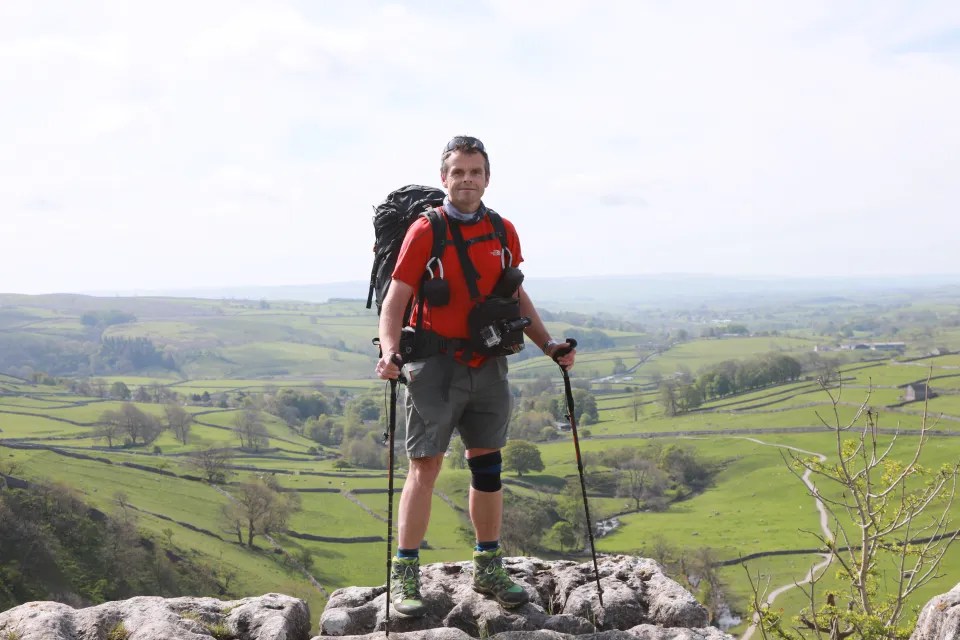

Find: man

[375,135,576,617]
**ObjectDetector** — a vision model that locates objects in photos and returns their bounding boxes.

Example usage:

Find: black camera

[480,316,531,350]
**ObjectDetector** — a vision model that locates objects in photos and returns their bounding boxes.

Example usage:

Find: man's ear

[441,172,449,188]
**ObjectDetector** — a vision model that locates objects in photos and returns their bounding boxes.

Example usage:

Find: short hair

[440,135,490,177]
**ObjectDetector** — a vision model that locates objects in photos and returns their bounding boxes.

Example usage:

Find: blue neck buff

[443,196,487,224]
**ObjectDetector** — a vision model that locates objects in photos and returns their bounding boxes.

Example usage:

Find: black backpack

[366,185,446,315]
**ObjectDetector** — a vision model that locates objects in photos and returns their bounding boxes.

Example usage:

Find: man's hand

[376,353,402,380]
[547,341,576,370]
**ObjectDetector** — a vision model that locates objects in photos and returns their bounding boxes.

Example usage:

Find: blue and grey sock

[397,548,419,560]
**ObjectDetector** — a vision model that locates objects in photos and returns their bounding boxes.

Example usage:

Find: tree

[501,496,551,555]
[233,409,269,451]
[612,357,627,375]
[502,440,544,477]
[557,478,607,548]
[660,444,712,493]
[190,448,234,484]
[343,436,385,469]
[345,397,380,425]
[616,451,669,511]
[549,521,577,553]
[222,475,300,547]
[102,403,162,446]
[632,389,645,422]
[659,381,678,417]
[571,388,598,424]
[164,403,193,445]
[749,378,960,640]
[109,381,131,400]
[95,410,123,448]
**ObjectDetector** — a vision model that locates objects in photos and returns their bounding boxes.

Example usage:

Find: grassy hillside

[3,289,960,635]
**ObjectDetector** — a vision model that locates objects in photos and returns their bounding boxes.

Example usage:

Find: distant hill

[86,273,960,310]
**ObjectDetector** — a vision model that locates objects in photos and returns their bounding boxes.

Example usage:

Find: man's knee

[408,454,444,487]
[467,451,502,492]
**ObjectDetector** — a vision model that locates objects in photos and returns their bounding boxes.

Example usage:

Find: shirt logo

[490,249,501,256]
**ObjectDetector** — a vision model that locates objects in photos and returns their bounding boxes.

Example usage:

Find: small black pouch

[422,278,450,307]
[491,267,524,298]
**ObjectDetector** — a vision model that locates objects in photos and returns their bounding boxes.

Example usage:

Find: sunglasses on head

[444,136,486,153]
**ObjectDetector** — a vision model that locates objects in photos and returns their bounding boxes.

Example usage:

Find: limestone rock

[911,582,960,640]
[0,592,309,640]
[0,555,733,640]
[317,554,727,640]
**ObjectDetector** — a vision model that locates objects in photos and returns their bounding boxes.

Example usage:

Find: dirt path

[734,437,832,640]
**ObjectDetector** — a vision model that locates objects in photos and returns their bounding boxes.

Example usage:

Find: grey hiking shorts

[403,354,512,458]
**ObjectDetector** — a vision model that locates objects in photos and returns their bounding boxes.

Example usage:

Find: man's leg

[390,453,443,618]
[466,447,529,607]
[398,454,444,549]
[466,447,503,542]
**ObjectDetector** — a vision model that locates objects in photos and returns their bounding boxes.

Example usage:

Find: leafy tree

[221,475,300,547]
[163,403,193,445]
[549,521,577,553]
[100,403,162,446]
[659,381,678,417]
[570,388,598,424]
[615,450,669,511]
[557,478,607,548]
[233,409,269,451]
[343,436,386,469]
[95,410,123,448]
[502,440,544,477]
[501,496,551,555]
[345,397,380,425]
[612,357,627,375]
[660,444,712,494]
[109,381,131,400]
[306,415,343,446]
[189,448,234,483]
[749,380,960,640]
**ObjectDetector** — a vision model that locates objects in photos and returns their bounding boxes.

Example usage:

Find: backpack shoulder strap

[486,209,508,250]
[422,207,448,263]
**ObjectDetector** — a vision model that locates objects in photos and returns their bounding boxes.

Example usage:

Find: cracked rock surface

[318,555,733,640]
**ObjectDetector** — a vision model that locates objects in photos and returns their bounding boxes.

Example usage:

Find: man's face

[441,150,489,213]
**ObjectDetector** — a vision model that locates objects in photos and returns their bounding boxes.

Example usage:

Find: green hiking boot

[472,547,529,608]
[390,556,427,617]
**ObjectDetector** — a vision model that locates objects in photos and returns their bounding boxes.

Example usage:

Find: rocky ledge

[0,592,309,639]
[2,556,956,639]
[0,554,733,640]
[320,554,732,640]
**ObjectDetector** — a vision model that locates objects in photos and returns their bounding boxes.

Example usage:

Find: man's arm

[376,279,415,379]
[518,286,576,369]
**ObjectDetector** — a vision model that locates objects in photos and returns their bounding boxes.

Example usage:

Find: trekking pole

[553,338,604,607]
[383,354,405,636]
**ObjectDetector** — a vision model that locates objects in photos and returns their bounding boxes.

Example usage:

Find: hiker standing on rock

[375,135,575,616]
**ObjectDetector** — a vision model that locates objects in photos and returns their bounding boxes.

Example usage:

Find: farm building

[903,383,935,402]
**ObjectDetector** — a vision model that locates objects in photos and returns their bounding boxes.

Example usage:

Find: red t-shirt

[392,209,524,364]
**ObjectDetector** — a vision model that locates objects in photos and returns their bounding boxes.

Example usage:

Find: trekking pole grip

[551,338,578,363]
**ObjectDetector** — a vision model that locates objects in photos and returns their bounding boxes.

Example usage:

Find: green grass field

[4,292,960,635]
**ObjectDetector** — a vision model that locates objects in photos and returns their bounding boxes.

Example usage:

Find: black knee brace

[468,451,502,492]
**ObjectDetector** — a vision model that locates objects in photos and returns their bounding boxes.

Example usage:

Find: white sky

[2,1,959,295]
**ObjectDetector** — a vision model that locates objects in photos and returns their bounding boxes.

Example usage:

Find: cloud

[1,0,959,294]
